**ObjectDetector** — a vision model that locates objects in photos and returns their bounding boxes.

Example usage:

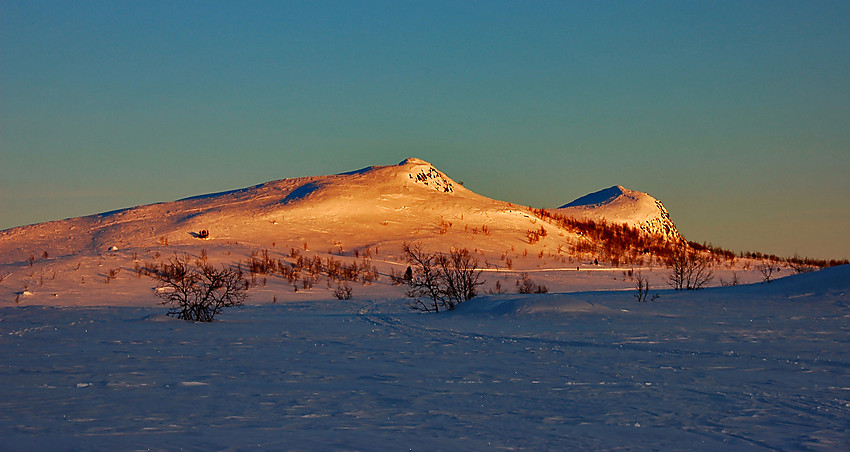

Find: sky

[2,1,848,260]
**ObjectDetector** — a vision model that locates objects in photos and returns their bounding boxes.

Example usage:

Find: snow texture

[1,266,849,450]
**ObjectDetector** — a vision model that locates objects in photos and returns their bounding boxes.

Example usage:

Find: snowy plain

[2,265,849,450]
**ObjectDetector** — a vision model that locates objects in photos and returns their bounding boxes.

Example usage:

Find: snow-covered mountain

[555,185,682,241]
[0,159,680,264]
[0,158,696,305]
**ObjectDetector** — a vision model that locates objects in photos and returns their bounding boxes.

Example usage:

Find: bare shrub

[438,219,452,235]
[105,267,121,284]
[402,243,484,313]
[247,249,275,276]
[516,272,548,294]
[789,261,815,274]
[526,226,547,244]
[720,272,740,287]
[633,273,657,302]
[666,245,714,290]
[757,260,781,283]
[389,268,405,285]
[146,254,248,322]
[301,275,314,290]
[487,279,507,294]
[334,284,353,300]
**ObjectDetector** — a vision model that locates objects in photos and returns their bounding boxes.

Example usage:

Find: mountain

[0,158,541,261]
[555,185,682,241]
[0,158,689,305]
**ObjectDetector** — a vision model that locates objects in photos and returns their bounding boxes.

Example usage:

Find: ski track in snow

[2,283,849,450]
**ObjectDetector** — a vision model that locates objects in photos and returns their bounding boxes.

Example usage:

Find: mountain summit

[556,185,682,241]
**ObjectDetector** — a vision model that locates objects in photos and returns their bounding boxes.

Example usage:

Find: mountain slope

[0,158,696,305]
[0,158,547,262]
[555,185,682,241]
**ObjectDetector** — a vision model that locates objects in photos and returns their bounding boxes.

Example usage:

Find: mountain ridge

[0,158,681,263]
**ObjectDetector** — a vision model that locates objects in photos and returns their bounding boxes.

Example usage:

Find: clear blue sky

[2,1,848,259]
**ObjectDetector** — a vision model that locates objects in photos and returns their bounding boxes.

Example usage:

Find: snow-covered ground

[2,158,847,449]
[2,266,848,450]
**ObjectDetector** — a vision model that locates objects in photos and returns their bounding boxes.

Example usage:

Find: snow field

[2,266,849,450]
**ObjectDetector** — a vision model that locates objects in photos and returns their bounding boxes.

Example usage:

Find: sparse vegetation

[247,249,276,278]
[487,279,507,294]
[666,245,714,290]
[105,267,121,284]
[334,284,353,300]
[757,260,781,283]
[516,272,548,294]
[402,243,484,313]
[633,272,657,302]
[526,226,547,244]
[144,253,248,322]
[789,260,816,274]
[720,272,740,287]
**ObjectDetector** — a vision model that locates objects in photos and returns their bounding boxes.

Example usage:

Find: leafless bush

[526,226,547,244]
[487,279,507,294]
[301,275,314,290]
[105,267,121,284]
[666,245,714,290]
[720,272,740,287]
[146,253,248,322]
[402,243,484,313]
[633,273,657,302]
[516,272,548,294]
[334,284,353,300]
[757,260,781,283]
[438,219,452,235]
[389,266,414,286]
[389,268,404,285]
[789,262,815,274]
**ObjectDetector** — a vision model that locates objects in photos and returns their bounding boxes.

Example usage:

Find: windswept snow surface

[2,266,849,450]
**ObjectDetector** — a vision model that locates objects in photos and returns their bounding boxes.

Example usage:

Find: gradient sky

[2,1,848,259]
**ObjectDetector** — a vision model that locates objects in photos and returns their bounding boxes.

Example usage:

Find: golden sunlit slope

[0,158,692,305]
[556,185,682,241]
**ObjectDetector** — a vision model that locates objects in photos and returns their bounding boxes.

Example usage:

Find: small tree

[402,243,484,312]
[666,244,713,290]
[633,272,657,302]
[757,260,781,283]
[147,254,248,322]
